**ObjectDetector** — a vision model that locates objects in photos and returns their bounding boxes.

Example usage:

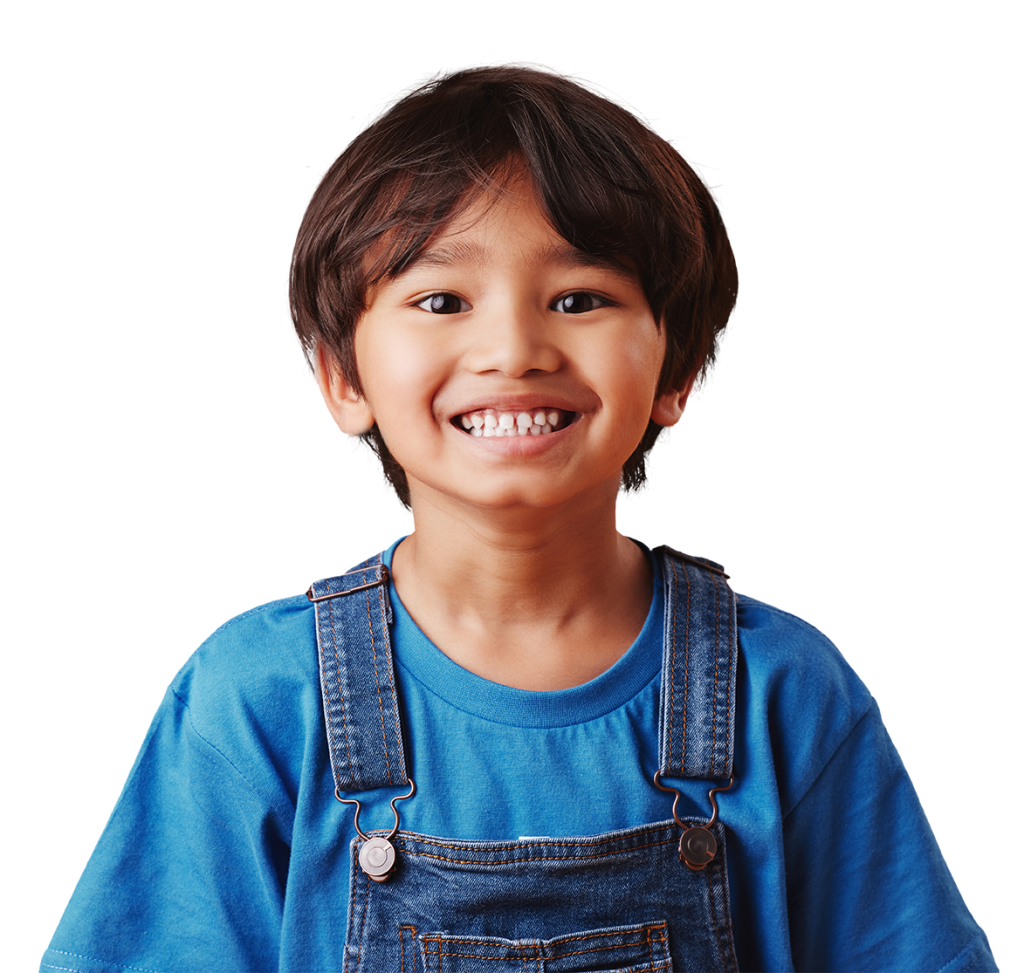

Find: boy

[42,66,995,972]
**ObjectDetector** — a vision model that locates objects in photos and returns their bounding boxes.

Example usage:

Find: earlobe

[650,374,696,428]
[315,347,375,436]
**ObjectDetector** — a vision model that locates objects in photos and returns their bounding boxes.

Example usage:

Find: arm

[783,702,995,972]
[41,687,292,973]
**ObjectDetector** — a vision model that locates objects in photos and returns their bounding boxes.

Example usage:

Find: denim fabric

[659,549,737,780]
[314,548,739,972]
[309,559,410,791]
[346,824,733,972]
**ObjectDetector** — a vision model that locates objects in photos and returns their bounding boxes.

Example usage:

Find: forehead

[403,236,634,284]
[388,179,639,286]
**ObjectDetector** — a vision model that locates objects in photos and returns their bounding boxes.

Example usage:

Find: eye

[415,293,468,314]
[551,292,608,314]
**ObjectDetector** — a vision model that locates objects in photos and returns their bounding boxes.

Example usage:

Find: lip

[448,416,580,454]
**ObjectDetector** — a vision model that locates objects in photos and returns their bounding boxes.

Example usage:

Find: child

[42,66,996,973]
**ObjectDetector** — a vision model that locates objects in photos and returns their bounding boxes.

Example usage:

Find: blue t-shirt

[42,541,996,972]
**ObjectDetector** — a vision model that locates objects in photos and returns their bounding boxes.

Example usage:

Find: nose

[464,299,563,377]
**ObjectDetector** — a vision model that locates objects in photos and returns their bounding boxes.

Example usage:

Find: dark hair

[290,65,737,506]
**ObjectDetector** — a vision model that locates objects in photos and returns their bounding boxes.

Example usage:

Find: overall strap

[308,554,410,793]
[656,546,738,781]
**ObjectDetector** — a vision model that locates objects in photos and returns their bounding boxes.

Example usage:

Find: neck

[390,487,653,689]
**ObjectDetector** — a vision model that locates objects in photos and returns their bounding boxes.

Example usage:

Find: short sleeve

[41,686,293,973]
[783,702,996,972]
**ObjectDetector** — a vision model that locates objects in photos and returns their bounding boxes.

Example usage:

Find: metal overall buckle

[653,771,734,871]
[335,779,416,882]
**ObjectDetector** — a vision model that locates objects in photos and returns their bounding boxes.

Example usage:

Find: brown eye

[552,292,605,314]
[416,293,466,314]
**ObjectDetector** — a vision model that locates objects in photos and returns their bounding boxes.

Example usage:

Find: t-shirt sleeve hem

[41,947,169,973]
[939,932,999,973]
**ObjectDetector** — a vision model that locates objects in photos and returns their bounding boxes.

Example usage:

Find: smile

[453,408,574,438]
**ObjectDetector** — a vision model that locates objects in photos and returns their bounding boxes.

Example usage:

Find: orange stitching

[419,941,647,960]
[323,597,355,788]
[377,578,405,775]
[419,924,665,949]
[682,558,691,774]
[342,869,371,973]
[398,836,677,865]
[418,943,673,965]
[716,843,739,973]
[364,584,393,782]
[399,924,418,973]
[668,557,678,773]
[725,578,735,770]
[712,570,721,776]
[706,833,734,972]
[394,826,674,853]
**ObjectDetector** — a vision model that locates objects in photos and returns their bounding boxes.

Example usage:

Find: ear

[650,373,697,428]
[315,346,375,436]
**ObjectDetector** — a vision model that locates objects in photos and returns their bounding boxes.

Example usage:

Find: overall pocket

[415,920,673,973]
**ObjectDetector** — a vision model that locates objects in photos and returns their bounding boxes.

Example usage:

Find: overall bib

[308,547,739,973]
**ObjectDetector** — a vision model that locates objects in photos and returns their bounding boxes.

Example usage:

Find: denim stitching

[421,942,659,959]
[724,572,735,770]
[651,927,672,972]
[346,864,370,970]
[322,595,355,788]
[415,929,663,958]
[376,574,405,779]
[398,827,676,851]
[668,557,678,773]
[399,925,418,973]
[681,559,692,775]
[711,569,721,776]
[417,950,667,973]
[400,835,678,865]
[363,584,394,783]
[705,834,736,972]
[422,924,665,948]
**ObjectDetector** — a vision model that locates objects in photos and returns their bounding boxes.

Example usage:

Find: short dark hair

[290,65,737,506]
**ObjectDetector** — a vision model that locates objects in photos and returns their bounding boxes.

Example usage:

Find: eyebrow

[405,239,639,284]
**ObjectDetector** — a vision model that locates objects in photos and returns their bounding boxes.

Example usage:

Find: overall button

[679,827,717,870]
[359,837,397,882]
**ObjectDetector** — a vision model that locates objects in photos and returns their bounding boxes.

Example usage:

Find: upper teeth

[458,409,564,437]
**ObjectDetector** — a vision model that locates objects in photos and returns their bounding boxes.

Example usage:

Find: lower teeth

[475,424,557,437]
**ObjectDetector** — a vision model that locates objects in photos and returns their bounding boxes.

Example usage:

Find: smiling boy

[43,67,996,973]
[318,174,683,691]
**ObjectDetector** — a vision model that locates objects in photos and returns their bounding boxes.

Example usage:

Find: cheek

[609,328,665,409]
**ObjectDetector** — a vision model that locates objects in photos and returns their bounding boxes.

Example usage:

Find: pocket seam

[418,920,671,971]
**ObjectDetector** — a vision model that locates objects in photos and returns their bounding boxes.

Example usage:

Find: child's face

[321,177,688,514]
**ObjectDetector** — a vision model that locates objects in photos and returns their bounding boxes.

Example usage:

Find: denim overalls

[308,547,738,972]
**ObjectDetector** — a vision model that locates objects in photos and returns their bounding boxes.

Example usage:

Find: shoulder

[166,593,322,802]
[734,593,868,703]
[733,593,875,814]
[171,593,318,700]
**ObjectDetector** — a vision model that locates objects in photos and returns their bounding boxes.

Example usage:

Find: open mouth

[453,408,575,438]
